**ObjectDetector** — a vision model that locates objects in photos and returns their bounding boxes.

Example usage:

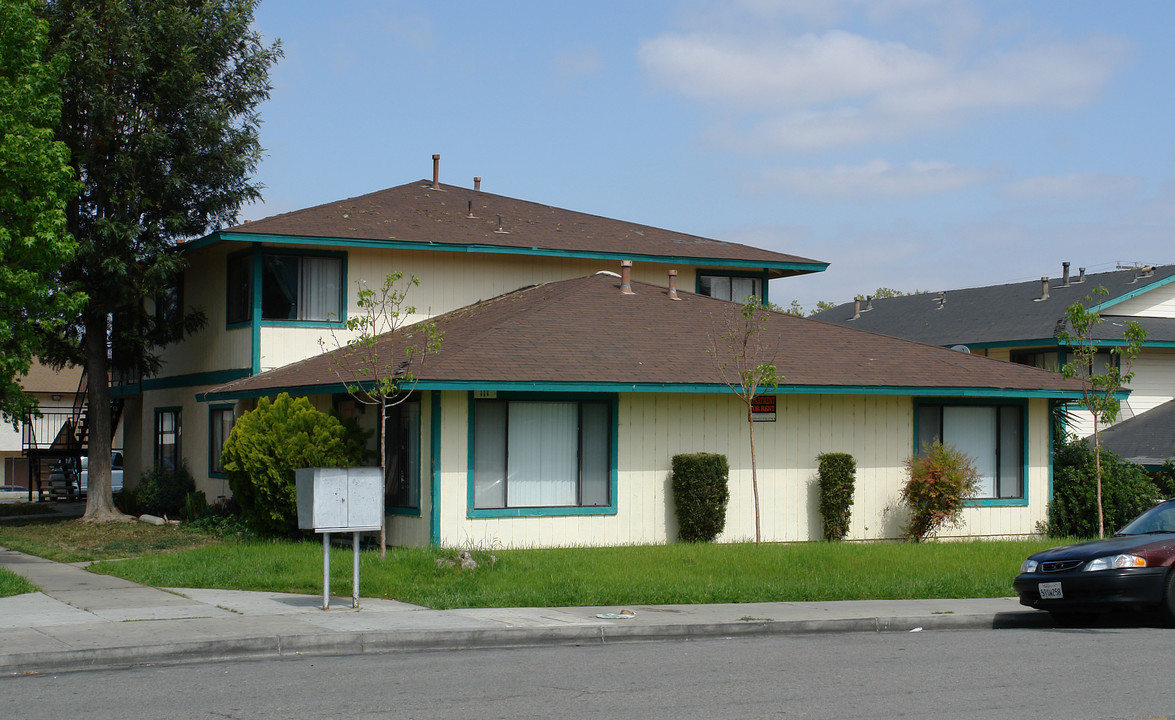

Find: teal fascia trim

[429,391,441,546]
[1088,274,1175,313]
[962,339,1060,350]
[207,231,827,275]
[465,391,619,519]
[198,379,1091,402]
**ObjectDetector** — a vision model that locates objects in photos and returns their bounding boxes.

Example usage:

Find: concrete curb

[0,610,1053,675]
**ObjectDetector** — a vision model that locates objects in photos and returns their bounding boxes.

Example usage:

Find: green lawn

[0,515,1070,608]
[0,568,37,597]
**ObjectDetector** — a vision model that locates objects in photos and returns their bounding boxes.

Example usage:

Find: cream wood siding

[1108,282,1175,318]
[984,348,1012,362]
[1066,348,1175,438]
[133,386,233,502]
[434,391,1052,549]
[155,246,253,377]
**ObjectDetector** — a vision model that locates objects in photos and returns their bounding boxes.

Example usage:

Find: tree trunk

[1094,417,1104,539]
[82,313,127,523]
[748,406,761,545]
[378,396,387,560]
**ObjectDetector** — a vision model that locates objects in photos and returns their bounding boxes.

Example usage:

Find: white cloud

[757,159,990,200]
[1002,173,1141,201]
[638,24,1130,152]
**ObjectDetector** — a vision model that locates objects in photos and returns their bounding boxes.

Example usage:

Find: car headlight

[1083,554,1147,571]
[1020,559,1039,573]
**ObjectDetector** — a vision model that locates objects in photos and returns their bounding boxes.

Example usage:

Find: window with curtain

[228,251,342,324]
[698,274,763,303]
[473,399,611,510]
[918,403,1024,500]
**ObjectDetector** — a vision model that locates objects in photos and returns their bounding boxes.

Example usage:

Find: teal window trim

[695,268,771,305]
[466,391,619,518]
[153,406,183,470]
[430,392,441,546]
[913,398,1030,507]
[207,404,234,478]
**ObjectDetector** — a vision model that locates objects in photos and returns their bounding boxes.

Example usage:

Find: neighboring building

[1096,399,1175,471]
[2,363,83,489]
[117,167,1087,546]
[813,263,1175,442]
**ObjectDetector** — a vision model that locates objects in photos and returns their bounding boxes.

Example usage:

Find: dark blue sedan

[1014,499,1175,625]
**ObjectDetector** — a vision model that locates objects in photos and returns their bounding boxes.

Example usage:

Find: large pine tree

[39,0,281,521]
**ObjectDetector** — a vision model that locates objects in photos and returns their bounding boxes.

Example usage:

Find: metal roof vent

[1034,277,1050,302]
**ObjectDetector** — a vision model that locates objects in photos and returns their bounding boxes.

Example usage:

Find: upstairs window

[698,274,763,304]
[227,251,344,324]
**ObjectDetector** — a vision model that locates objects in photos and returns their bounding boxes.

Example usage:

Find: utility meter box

[295,467,383,532]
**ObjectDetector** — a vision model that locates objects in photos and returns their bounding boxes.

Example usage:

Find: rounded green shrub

[221,393,367,537]
[1048,441,1160,537]
[134,462,196,517]
[671,453,730,542]
[817,452,856,541]
[900,441,980,542]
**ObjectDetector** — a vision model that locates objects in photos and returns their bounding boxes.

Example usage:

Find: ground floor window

[385,400,420,510]
[917,402,1024,500]
[208,406,235,477]
[472,398,612,510]
[154,408,181,470]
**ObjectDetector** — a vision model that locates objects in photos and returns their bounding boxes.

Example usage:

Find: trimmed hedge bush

[671,453,730,542]
[900,441,980,542]
[1047,441,1161,537]
[221,393,367,537]
[817,452,856,541]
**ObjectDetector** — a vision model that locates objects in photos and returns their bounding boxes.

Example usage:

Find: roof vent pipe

[937,291,946,309]
[1062,262,1070,287]
[474,176,481,191]
[431,154,441,190]
[1078,267,1086,283]
[851,296,861,320]
[620,261,634,295]
[865,295,873,312]
[667,269,682,300]
[1035,277,1050,302]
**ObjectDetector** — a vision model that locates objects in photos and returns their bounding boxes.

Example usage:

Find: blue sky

[243,0,1175,309]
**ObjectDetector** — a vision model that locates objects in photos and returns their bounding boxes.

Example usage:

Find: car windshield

[1117,502,1175,535]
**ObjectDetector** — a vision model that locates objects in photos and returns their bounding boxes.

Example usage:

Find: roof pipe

[1035,277,1049,302]
[1062,262,1070,287]
[431,154,440,190]
[620,260,634,295]
[667,269,682,300]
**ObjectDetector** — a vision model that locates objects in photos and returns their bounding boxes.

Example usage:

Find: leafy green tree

[712,295,779,544]
[319,272,442,556]
[0,0,83,425]
[38,0,281,522]
[1057,287,1147,538]
[810,300,837,316]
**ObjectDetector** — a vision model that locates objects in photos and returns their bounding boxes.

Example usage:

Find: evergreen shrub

[671,453,730,542]
[817,452,856,541]
[221,393,366,537]
[1048,441,1161,537]
[134,462,196,517]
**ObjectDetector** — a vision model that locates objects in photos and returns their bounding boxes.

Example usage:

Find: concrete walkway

[0,544,1056,675]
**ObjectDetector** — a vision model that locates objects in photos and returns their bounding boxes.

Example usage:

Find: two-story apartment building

[116,167,1088,546]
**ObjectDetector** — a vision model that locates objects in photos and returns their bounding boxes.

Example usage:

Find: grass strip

[85,538,1067,609]
[0,568,37,598]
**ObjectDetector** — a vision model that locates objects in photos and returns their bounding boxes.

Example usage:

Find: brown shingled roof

[217,181,823,277]
[203,273,1088,400]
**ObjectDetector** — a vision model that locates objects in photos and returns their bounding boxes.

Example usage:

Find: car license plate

[1038,582,1063,599]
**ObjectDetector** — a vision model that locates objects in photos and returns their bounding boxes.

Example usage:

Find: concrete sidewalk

[0,545,1053,675]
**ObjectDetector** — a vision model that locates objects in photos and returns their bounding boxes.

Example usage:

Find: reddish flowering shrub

[900,441,980,542]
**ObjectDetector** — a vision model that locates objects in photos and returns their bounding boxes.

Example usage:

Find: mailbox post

[295,467,383,609]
